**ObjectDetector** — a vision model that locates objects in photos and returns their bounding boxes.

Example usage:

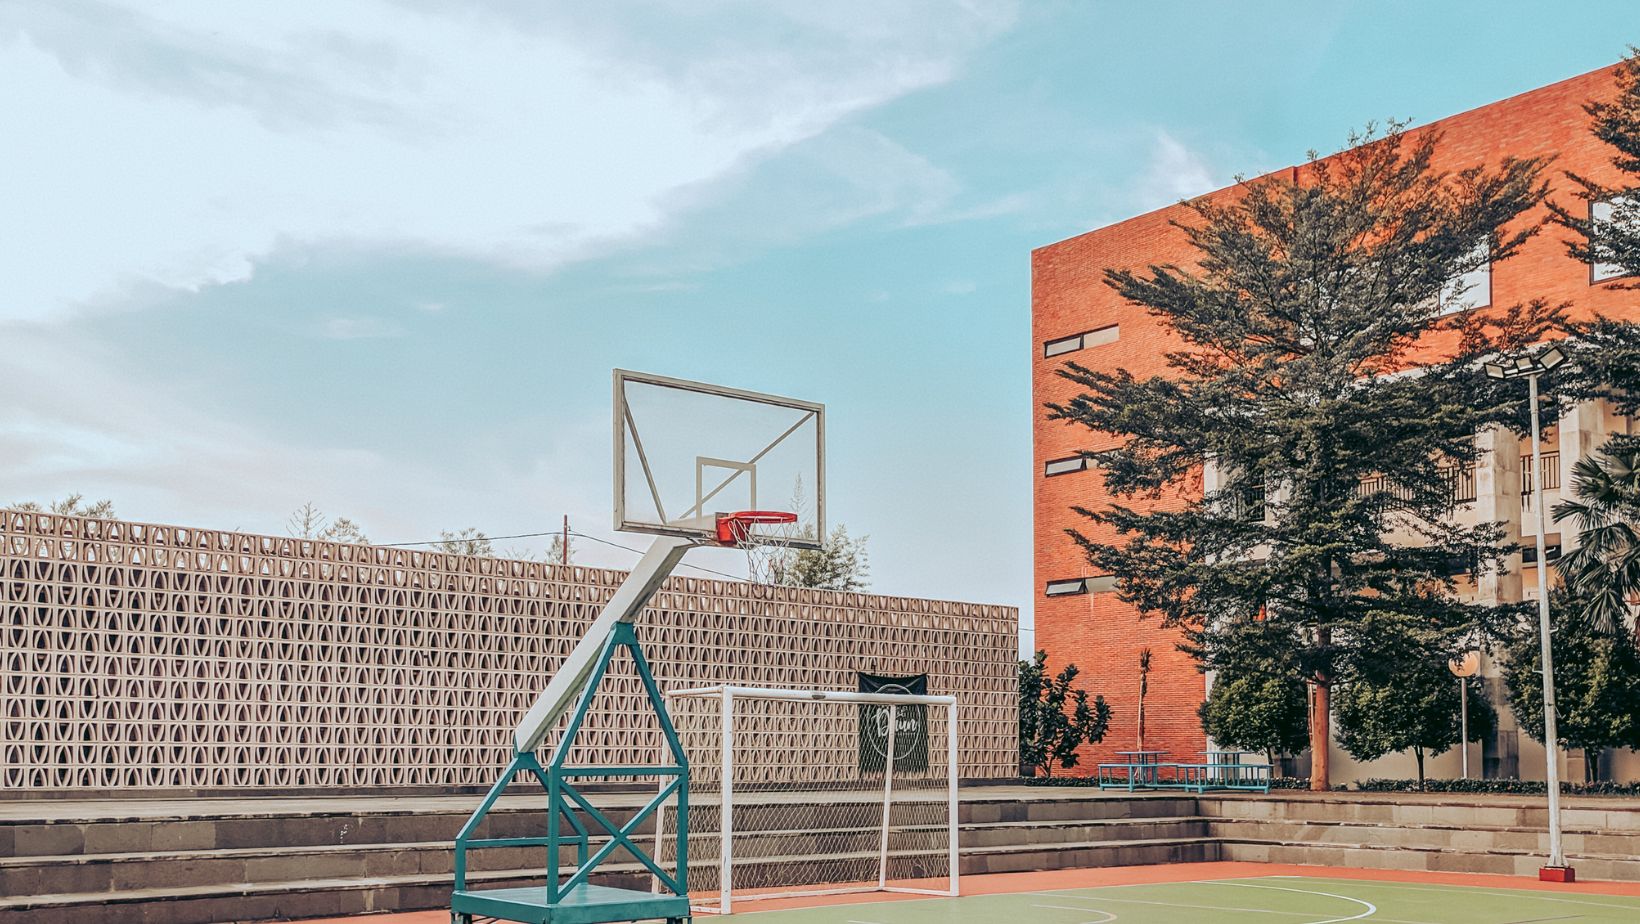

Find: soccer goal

[654,685,959,914]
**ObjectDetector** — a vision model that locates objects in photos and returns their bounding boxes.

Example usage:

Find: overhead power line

[374,525,750,582]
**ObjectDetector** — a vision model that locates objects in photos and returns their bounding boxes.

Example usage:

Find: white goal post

[655,685,959,914]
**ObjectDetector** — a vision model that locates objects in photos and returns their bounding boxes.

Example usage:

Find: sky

[2,1,1636,651]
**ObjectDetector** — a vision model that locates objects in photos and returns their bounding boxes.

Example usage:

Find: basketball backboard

[614,370,824,549]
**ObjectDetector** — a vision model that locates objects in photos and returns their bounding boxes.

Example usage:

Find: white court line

[1032,894,1321,917]
[1218,881,1378,924]
[1031,904,1118,922]
[1026,874,1296,897]
[1286,877,1640,915]
[1039,883,1446,924]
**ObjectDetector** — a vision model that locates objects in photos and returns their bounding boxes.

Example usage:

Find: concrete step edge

[3,817,1207,865]
[0,864,558,912]
[964,837,1215,857]
[1207,818,1630,836]
[1,844,970,908]
[1215,837,1640,864]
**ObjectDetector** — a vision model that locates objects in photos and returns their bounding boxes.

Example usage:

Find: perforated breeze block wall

[1,511,1017,793]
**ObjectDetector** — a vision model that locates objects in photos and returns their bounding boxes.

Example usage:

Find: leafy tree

[1551,49,1640,284]
[1503,588,1640,781]
[1333,612,1496,788]
[437,527,495,557]
[1554,443,1640,635]
[1019,650,1112,777]
[751,524,870,591]
[1047,124,1557,789]
[10,494,115,518]
[1199,672,1310,767]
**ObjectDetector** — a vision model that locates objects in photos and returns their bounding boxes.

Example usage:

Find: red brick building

[1032,61,1637,779]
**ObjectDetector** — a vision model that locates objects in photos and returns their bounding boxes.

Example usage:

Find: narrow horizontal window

[1044,575,1118,597]
[1043,334,1083,358]
[1044,455,1090,476]
[1042,324,1119,358]
[1521,537,1562,565]
[1044,578,1089,597]
[1592,197,1637,283]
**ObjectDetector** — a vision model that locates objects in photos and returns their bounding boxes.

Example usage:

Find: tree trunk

[1415,747,1426,790]
[1137,685,1146,750]
[1310,678,1331,791]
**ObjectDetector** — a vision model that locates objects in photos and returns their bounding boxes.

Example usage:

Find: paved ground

[294,862,1640,923]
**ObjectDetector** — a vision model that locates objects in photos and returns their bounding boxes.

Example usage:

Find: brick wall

[1032,62,1637,773]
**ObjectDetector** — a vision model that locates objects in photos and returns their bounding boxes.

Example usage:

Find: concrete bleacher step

[0,864,620,924]
[1220,837,1640,881]
[0,792,1202,923]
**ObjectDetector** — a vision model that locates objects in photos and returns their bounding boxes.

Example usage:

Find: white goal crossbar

[657,685,959,914]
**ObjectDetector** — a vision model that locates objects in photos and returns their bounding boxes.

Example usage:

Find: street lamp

[1448,650,1480,779]
[1484,343,1572,881]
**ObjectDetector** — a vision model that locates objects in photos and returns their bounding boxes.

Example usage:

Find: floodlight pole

[1485,345,1570,879]
[1527,371,1566,871]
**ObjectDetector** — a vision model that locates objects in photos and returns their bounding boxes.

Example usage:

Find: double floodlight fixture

[1484,344,1568,380]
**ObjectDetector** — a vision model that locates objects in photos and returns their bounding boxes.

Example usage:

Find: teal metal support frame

[451,621,692,924]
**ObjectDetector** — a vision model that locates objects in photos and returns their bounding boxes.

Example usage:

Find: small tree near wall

[1019,650,1113,777]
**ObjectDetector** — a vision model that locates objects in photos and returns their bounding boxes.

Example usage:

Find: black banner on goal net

[857,673,929,772]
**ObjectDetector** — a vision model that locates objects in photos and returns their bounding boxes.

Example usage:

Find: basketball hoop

[714,510,798,546]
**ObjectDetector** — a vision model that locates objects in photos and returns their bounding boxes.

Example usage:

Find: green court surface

[735,877,1640,923]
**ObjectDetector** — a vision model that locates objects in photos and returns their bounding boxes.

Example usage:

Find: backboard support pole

[453,534,699,924]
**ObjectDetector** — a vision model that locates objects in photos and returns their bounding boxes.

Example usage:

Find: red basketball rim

[714,510,798,545]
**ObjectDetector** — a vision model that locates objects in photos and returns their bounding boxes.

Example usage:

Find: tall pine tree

[1048,125,1558,789]
[1551,49,1640,287]
[1549,49,1640,634]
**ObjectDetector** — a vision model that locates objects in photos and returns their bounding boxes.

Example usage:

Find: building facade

[1032,62,1637,781]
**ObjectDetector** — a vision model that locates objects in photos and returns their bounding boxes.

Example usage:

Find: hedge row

[1355,777,1640,796]
[1017,775,1640,796]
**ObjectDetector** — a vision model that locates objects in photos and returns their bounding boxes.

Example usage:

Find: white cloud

[1137,130,1219,210]
[0,322,658,569]
[0,0,1017,323]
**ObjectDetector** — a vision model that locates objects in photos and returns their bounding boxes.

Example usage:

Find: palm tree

[1553,440,1640,636]
[1136,647,1152,750]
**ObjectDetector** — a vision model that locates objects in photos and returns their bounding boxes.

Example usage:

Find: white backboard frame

[613,369,826,549]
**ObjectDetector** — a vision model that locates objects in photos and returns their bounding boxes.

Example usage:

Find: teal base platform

[451,883,690,924]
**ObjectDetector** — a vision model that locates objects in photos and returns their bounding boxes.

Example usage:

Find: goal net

[655,686,958,914]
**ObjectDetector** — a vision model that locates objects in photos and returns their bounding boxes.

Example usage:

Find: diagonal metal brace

[558,775,685,893]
